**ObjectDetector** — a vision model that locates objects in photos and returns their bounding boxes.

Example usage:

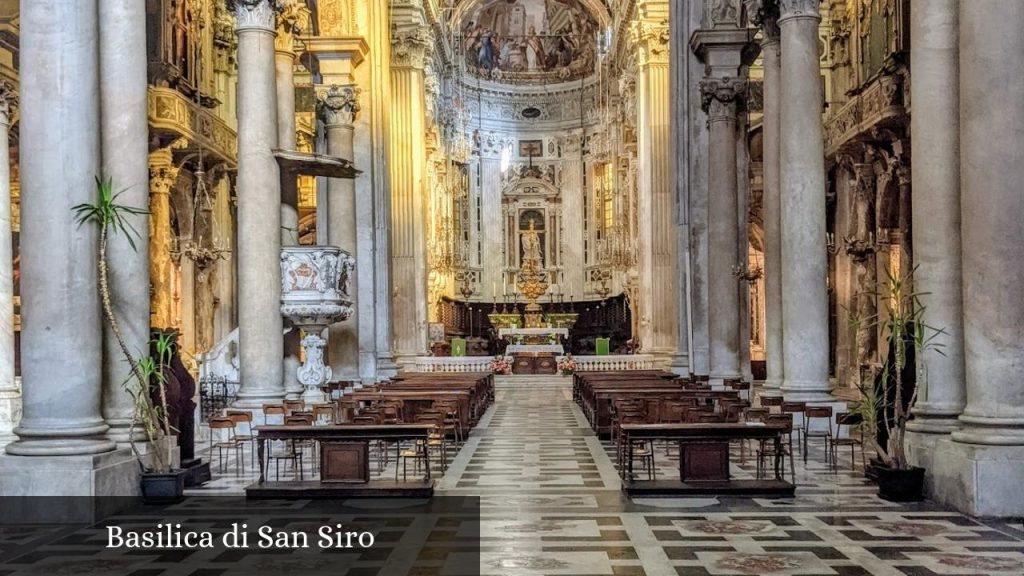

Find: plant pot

[141,469,187,504]
[865,457,884,481]
[182,460,211,488]
[876,465,925,502]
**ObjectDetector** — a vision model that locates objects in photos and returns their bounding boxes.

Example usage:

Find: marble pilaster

[905,0,964,435]
[318,84,361,382]
[0,83,16,444]
[231,0,285,408]
[99,0,151,445]
[778,0,832,401]
[5,0,115,456]
[389,24,433,364]
[633,13,678,362]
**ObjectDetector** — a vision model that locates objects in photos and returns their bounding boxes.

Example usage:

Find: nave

[185,377,1024,575]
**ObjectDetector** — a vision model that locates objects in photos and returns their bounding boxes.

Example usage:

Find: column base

[105,419,147,448]
[0,388,20,441]
[908,433,1024,517]
[951,413,1024,446]
[233,389,287,409]
[780,379,834,403]
[0,447,139,497]
[669,353,690,376]
[376,354,399,380]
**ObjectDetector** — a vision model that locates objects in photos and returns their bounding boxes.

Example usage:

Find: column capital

[631,19,670,66]
[148,149,180,196]
[700,77,747,122]
[778,0,821,23]
[275,0,309,53]
[0,80,17,127]
[744,0,781,44]
[317,84,361,127]
[226,0,283,33]
[390,25,434,70]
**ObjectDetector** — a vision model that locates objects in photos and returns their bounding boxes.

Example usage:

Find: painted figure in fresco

[526,25,545,70]
[479,29,496,70]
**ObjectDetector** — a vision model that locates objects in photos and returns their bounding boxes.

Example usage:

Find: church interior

[1,0,1024,573]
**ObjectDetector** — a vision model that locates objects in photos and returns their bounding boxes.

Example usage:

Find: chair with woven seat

[803,406,834,465]
[434,400,463,444]
[739,408,770,464]
[262,404,287,425]
[830,412,864,471]
[760,395,784,414]
[618,413,655,481]
[208,416,244,475]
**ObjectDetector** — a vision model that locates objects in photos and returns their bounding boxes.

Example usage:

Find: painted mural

[461,0,598,84]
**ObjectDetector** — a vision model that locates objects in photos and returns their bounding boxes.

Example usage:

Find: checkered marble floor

[189,376,1024,575]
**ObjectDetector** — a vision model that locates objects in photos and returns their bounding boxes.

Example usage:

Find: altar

[499,327,569,343]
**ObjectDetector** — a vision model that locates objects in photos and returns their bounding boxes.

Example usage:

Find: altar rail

[403,354,662,373]
[559,354,661,371]
[403,356,499,373]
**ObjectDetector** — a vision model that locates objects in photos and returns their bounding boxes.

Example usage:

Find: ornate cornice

[778,0,821,22]
[709,0,744,28]
[316,84,361,127]
[390,24,433,70]
[700,77,747,122]
[226,0,283,33]
[744,0,781,43]
[148,87,237,167]
[0,80,16,126]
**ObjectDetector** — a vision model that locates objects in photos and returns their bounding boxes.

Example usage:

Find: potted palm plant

[845,266,945,502]
[75,178,185,502]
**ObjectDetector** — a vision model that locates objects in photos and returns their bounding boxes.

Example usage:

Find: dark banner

[0,496,481,575]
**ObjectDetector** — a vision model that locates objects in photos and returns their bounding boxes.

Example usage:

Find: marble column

[231,0,285,408]
[635,15,678,362]
[6,0,115,455]
[749,0,784,392]
[389,26,433,363]
[701,77,747,383]
[905,0,964,435]
[0,84,16,443]
[952,2,1024,448]
[318,85,361,382]
[778,0,832,401]
[370,0,398,378]
[275,3,303,399]
[99,0,150,444]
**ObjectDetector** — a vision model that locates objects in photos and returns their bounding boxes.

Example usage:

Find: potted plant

[487,355,511,375]
[845,266,945,502]
[75,178,186,502]
[557,354,577,376]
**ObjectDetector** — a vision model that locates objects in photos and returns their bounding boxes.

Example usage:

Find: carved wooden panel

[320,442,370,484]
[680,442,731,482]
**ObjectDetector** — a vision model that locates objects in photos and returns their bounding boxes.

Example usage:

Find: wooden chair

[830,412,864,471]
[781,402,807,453]
[618,413,655,481]
[312,404,335,425]
[262,404,287,425]
[208,416,244,475]
[803,406,834,465]
[284,400,305,414]
[224,410,256,470]
[739,407,770,464]
[760,395,784,414]
[758,413,796,484]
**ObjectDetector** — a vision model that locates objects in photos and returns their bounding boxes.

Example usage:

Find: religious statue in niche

[461,0,598,84]
[519,210,546,267]
[171,0,197,88]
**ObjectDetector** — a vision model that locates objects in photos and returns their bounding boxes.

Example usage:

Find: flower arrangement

[558,354,577,376]
[488,356,512,375]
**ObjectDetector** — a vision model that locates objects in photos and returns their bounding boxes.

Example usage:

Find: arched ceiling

[452,0,611,87]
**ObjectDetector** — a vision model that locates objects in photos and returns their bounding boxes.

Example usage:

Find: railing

[558,354,660,371]
[403,356,497,373]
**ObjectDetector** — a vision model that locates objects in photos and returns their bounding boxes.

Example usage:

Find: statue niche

[519,210,546,268]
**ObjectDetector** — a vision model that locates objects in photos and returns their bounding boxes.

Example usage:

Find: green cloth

[596,338,610,356]
[451,338,467,357]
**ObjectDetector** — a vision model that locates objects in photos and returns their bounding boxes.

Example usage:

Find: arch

[452,0,611,30]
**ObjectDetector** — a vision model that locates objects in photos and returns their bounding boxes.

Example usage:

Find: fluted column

[906,0,964,435]
[6,0,115,455]
[231,0,285,408]
[148,149,178,332]
[951,1,1024,447]
[99,0,150,444]
[390,26,432,363]
[318,85,361,382]
[634,14,678,362]
[701,78,746,383]
[748,0,784,392]
[0,84,16,443]
[778,0,831,401]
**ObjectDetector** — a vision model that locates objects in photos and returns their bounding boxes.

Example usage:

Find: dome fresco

[460,0,599,85]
